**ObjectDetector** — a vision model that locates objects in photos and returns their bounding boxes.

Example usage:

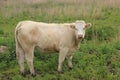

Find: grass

[0,0,120,80]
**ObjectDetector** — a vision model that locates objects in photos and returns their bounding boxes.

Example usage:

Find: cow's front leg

[67,55,73,69]
[58,47,68,73]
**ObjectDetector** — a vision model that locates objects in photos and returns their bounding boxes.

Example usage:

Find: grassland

[0,0,120,80]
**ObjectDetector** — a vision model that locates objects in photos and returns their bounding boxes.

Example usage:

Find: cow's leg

[67,55,73,69]
[16,45,25,76]
[58,47,68,73]
[24,46,36,76]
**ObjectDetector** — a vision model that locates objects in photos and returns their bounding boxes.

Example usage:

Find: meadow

[0,0,120,80]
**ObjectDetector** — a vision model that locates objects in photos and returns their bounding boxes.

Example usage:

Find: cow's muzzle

[78,35,83,39]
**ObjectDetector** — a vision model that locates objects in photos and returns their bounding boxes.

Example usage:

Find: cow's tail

[15,22,24,60]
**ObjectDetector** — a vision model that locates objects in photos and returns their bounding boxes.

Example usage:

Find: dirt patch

[0,45,7,53]
[117,50,120,53]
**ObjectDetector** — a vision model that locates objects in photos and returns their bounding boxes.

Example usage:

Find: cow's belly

[36,40,59,53]
[35,46,59,53]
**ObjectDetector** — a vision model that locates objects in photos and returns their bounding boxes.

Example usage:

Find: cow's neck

[75,38,82,48]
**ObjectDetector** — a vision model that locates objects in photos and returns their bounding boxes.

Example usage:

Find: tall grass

[0,0,120,19]
[0,0,120,42]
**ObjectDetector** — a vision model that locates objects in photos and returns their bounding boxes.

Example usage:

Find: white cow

[15,20,91,76]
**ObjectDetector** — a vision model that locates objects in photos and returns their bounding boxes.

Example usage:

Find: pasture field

[0,0,120,80]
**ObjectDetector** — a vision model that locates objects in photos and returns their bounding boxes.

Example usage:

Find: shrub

[86,24,118,41]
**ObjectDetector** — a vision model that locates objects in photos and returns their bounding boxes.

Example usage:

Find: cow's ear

[85,23,91,29]
[70,25,75,29]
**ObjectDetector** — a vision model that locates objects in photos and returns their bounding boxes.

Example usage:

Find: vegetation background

[0,0,120,80]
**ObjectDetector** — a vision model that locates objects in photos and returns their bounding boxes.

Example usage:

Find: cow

[15,20,91,76]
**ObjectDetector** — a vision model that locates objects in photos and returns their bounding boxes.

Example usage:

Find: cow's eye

[75,28,78,31]
[83,28,85,30]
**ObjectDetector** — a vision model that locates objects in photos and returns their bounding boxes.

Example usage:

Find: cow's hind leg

[58,47,68,73]
[16,45,25,76]
[24,46,36,77]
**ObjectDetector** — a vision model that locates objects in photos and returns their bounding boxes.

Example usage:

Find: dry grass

[0,0,120,18]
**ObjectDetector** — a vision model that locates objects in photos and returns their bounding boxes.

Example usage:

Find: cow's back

[16,21,76,52]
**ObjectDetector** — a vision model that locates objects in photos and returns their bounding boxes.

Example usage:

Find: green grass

[0,0,120,80]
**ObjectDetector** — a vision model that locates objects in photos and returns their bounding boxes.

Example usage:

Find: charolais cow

[15,20,91,76]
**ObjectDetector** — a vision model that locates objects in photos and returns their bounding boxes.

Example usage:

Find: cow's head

[72,20,91,39]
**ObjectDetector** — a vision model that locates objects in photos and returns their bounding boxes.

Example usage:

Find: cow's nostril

[78,35,83,39]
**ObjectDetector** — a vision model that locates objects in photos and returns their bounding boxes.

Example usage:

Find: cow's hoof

[58,71,64,74]
[20,72,26,77]
[69,67,73,70]
[31,73,36,77]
